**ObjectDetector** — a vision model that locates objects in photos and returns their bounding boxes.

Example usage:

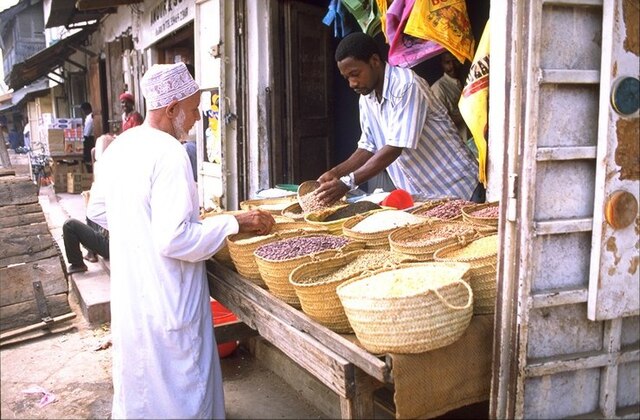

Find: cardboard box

[46,129,65,154]
[53,161,84,193]
[67,173,93,194]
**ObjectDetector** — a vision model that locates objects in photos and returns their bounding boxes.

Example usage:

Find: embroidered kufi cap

[140,62,199,110]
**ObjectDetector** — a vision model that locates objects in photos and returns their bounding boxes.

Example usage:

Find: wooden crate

[0,175,71,332]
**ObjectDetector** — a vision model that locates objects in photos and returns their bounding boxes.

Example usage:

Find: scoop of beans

[471,206,499,218]
[255,235,349,261]
[299,191,329,213]
[417,199,475,219]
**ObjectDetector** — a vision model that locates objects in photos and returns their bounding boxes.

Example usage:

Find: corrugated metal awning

[8,27,96,91]
[0,79,50,113]
[45,0,143,29]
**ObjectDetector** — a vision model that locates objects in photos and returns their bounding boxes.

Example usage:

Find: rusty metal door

[491,0,639,418]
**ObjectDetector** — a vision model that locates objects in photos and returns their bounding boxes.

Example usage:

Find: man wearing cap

[88,62,275,419]
[119,92,143,132]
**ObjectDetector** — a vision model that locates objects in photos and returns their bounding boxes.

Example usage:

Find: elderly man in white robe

[88,62,275,419]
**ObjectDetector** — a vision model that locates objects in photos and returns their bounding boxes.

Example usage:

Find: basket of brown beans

[461,202,500,227]
[254,235,365,307]
[433,234,498,314]
[411,198,476,221]
[389,220,479,261]
[289,250,412,333]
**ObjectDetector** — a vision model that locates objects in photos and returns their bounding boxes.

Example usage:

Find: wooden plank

[0,169,16,177]
[0,203,45,229]
[541,0,603,6]
[535,146,597,161]
[524,349,640,378]
[0,312,76,344]
[0,176,38,206]
[339,368,384,419]
[0,293,71,332]
[0,248,60,267]
[226,288,354,397]
[0,222,56,265]
[0,256,68,307]
[538,69,600,84]
[207,259,392,383]
[530,288,589,308]
[533,218,593,235]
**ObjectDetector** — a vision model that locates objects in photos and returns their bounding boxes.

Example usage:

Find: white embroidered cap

[140,62,199,110]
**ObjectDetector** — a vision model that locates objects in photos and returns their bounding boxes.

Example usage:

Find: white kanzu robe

[88,124,238,419]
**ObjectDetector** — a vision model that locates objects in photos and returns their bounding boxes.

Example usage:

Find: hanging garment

[458,20,490,186]
[386,0,445,68]
[375,0,389,42]
[404,0,475,64]
[341,0,382,37]
[323,0,360,38]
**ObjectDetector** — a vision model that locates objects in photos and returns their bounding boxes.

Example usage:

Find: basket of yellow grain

[433,234,498,315]
[254,235,365,307]
[289,250,411,333]
[342,209,425,250]
[389,220,479,261]
[226,223,328,287]
[336,262,473,354]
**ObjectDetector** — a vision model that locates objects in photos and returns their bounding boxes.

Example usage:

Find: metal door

[491,1,639,418]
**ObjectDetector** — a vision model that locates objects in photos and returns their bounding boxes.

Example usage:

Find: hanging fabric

[404,0,475,64]
[458,20,489,186]
[323,0,360,38]
[386,0,445,68]
[374,0,389,42]
[341,0,382,37]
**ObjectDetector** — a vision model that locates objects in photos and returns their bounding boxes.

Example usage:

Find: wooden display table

[206,259,391,419]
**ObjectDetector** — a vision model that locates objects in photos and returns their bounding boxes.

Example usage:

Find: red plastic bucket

[210,300,239,358]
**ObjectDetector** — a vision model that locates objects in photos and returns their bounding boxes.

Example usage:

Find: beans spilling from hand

[255,235,349,261]
[416,199,475,219]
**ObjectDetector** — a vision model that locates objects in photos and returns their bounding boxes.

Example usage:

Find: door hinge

[507,173,518,222]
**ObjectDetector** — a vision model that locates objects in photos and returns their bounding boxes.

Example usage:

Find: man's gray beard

[172,109,188,140]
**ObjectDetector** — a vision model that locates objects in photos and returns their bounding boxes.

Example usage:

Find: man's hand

[317,169,338,184]
[316,177,349,206]
[235,210,276,235]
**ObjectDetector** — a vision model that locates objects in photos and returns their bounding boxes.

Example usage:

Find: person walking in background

[316,32,480,205]
[119,92,143,133]
[88,62,275,419]
[80,102,95,173]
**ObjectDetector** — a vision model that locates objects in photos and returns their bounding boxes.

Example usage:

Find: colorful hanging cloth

[404,0,475,64]
[341,0,382,37]
[374,0,389,42]
[458,20,489,185]
[323,0,360,38]
[386,0,445,68]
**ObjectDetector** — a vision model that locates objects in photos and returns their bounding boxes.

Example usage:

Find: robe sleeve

[150,146,239,263]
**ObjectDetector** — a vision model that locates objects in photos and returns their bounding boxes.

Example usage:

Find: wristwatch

[339,172,357,191]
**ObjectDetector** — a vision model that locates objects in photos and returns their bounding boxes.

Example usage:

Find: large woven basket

[281,202,306,221]
[388,220,479,261]
[342,210,424,250]
[336,262,473,354]
[461,201,500,227]
[255,237,365,307]
[411,198,475,221]
[433,234,498,314]
[226,223,328,287]
[303,204,355,234]
[239,196,298,215]
[289,250,408,333]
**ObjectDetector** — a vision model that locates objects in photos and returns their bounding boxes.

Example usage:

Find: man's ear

[370,53,383,69]
[165,100,180,118]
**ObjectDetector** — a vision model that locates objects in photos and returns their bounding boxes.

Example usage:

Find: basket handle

[433,280,473,310]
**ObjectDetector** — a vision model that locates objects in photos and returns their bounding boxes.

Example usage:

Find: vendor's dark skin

[316,51,403,205]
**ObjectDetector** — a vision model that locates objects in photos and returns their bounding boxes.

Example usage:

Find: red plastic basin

[210,300,239,358]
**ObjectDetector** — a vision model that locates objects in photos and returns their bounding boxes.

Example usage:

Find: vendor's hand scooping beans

[235,210,276,235]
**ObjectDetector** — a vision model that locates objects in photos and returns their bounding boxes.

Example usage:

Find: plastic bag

[387,0,445,68]
[404,0,475,64]
[458,20,489,185]
[341,0,382,37]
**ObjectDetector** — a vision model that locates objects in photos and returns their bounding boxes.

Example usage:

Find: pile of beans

[324,201,381,222]
[416,199,475,219]
[351,210,423,233]
[297,251,401,284]
[397,224,473,247]
[299,191,329,213]
[444,235,498,258]
[470,206,499,218]
[255,235,349,261]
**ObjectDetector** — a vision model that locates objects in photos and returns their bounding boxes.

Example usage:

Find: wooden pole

[0,128,12,169]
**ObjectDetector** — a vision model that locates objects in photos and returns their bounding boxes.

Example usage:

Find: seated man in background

[63,214,109,274]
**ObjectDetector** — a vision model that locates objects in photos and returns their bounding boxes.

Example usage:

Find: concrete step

[69,261,111,325]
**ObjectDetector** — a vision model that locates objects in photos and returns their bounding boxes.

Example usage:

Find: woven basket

[303,204,354,234]
[336,262,473,354]
[281,202,306,221]
[342,210,423,250]
[388,220,479,261]
[433,235,498,314]
[289,250,406,333]
[255,238,365,307]
[239,196,298,215]
[227,224,328,287]
[461,201,499,227]
[411,198,474,221]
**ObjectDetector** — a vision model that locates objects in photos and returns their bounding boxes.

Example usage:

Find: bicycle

[28,149,53,194]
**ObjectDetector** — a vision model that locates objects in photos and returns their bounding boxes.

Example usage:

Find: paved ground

[1,152,324,419]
